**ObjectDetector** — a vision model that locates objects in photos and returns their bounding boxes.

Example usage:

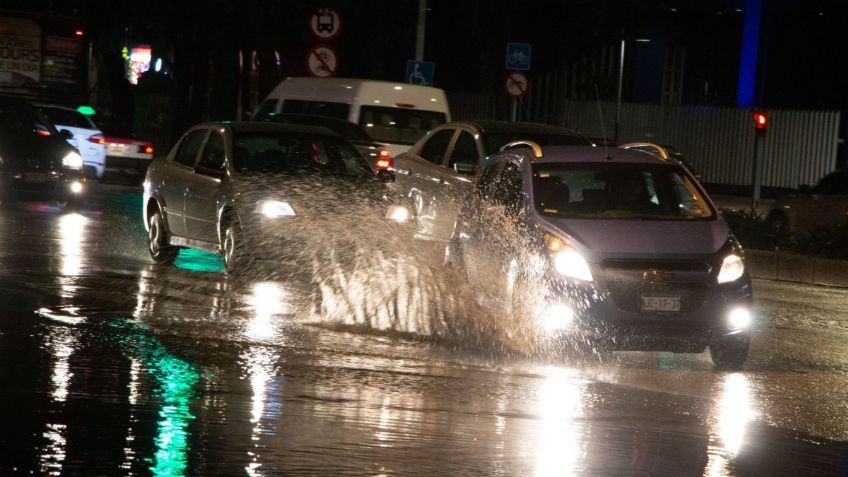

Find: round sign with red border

[505,71,529,97]
[309,8,342,41]
[306,45,339,77]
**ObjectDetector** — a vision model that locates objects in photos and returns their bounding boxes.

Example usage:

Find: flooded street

[1,184,848,476]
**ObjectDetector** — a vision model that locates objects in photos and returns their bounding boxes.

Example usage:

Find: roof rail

[618,142,670,161]
[500,140,543,158]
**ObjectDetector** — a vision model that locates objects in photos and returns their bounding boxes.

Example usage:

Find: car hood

[0,132,75,168]
[541,216,729,259]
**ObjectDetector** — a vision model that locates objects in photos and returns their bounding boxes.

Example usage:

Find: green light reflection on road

[174,248,225,273]
[110,320,200,477]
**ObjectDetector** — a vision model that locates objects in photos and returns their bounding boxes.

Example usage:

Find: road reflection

[706,373,757,476]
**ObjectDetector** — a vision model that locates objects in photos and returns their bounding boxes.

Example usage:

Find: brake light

[375,149,393,170]
[141,145,154,155]
[36,128,51,136]
[394,102,415,108]
[88,134,105,144]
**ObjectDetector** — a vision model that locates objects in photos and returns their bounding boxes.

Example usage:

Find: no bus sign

[505,71,529,97]
[309,8,342,41]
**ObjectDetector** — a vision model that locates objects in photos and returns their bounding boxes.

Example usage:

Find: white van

[252,77,451,157]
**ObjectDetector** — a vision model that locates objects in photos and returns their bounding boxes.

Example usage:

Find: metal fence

[448,92,841,189]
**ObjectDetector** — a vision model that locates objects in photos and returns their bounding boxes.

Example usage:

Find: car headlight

[259,200,296,218]
[717,253,745,283]
[62,151,83,169]
[546,233,593,282]
[385,204,411,223]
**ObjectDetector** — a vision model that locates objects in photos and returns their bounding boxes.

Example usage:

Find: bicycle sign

[505,71,529,97]
[505,42,531,71]
[306,45,338,77]
[405,60,435,86]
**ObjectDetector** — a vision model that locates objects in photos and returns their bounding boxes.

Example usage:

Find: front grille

[601,258,711,272]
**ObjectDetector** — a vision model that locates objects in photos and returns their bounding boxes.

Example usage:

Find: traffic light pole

[751,134,762,212]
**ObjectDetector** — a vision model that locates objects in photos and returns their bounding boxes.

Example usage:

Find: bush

[732,211,848,259]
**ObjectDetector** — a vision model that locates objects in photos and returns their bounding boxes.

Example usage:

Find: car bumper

[534,274,753,351]
[0,170,85,201]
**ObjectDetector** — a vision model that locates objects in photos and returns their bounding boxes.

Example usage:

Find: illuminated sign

[127,46,151,85]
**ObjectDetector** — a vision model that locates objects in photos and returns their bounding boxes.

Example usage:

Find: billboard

[0,17,41,86]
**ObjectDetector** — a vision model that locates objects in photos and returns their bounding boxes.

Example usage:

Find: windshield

[532,162,715,220]
[358,105,446,145]
[483,132,589,155]
[40,107,97,130]
[232,132,374,178]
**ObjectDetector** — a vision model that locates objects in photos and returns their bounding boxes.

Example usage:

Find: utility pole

[415,0,427,61]
[615,36,625,143]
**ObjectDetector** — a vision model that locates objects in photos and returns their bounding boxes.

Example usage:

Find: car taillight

[141,145,154,155]
[88,134,105,144]
[36,128,51,136]
[375,148,393,170]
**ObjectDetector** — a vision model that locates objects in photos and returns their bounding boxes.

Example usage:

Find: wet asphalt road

[1,183,848,476]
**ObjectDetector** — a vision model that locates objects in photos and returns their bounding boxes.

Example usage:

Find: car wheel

[709,334,750,370]
[148,210,178,265]
[221,219,244,275]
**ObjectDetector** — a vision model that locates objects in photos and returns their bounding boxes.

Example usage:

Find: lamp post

[614,36,651,143]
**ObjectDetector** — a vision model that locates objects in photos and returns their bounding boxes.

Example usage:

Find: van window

[358,105,447,145]
[280,99,350,120]
[252,99,278,120]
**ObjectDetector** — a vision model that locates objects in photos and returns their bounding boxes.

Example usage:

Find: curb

[746,250,848,288]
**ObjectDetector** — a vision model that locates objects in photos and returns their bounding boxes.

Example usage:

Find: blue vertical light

[736,0,763,107]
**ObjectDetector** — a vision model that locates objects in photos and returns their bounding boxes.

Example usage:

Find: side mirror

[377,169,396,183]
[453,162,475,175]
[720,208,742,230]
[59,129,73,140]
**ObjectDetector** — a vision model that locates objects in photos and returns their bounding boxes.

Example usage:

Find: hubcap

[149,216,161,256]
[223,227,235,267]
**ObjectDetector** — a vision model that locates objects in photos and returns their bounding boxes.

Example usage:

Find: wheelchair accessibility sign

[405,60,435,86]
[505,42,531,71]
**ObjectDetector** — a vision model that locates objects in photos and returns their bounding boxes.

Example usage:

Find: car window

[231,132,372,178]
[196,132,226,176]
[418,129,455,165]
[482,132,589,155]
[358,106,447,145]
[532,162,714,220]
[448,131,478,170]
[812,171,848,195]
[39,107,96,129]
[174,130,208,167]
[281,99,350,120]
[252,100,278,120]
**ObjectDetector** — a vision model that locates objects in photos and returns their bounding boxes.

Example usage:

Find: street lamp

[614,37,651,143]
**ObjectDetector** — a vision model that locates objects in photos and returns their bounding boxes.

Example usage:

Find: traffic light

[754,112,768,136]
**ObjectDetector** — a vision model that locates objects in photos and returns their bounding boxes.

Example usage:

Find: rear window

[265,114,374,142]
[483,132,589,155]
[39,107,96,129]
[280,100,350,120]
[532,162,714,220]
[0,104,56,135]
[232,132,372,178]
[358,105,446,145]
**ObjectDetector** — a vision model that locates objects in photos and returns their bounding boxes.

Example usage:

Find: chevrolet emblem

[643,269,669,283]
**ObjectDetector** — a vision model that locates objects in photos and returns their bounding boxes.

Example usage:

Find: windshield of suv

[232,132,373,178]
[532,162,714,220]
[39,107,97,130]
[483,132,589,155]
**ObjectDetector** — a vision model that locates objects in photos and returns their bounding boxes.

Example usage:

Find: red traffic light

[754,112,768,135]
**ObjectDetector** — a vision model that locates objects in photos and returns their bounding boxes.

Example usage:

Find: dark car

[765,168,848,239]
[445,142,752,369]
[259,113,391,170]
[0,96,85,208]
[142,122,412,274]
[393,120,592,241]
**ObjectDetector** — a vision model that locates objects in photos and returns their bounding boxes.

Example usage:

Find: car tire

[709,334,750,370]
[148,210,178,265]
[221,218,245,275]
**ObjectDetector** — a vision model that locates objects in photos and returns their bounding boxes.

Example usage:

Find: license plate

[23,172,49,183]
[106,143,129,155]
[641,296,680,312]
